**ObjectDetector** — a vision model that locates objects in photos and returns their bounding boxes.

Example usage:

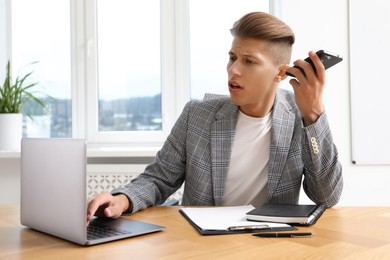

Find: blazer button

[310,137,319,154]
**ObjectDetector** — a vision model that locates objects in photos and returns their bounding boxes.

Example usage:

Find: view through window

[12,0,72,138]
[97,0,161,132]
[10,0,269,142]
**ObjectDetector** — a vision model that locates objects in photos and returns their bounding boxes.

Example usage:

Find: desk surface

[1,205,390,259]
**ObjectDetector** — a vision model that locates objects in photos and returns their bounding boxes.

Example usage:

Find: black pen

[253,232,314,238]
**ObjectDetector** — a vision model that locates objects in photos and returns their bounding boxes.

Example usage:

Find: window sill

[87,145,161,157]
[0,151,20,159]
[0,145,161,159]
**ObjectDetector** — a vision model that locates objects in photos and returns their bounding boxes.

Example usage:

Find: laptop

[20,138,165,246]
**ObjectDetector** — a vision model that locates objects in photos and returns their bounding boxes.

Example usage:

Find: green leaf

[0,60,51,115]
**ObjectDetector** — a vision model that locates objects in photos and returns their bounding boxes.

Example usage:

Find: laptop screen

[21,138,88,244]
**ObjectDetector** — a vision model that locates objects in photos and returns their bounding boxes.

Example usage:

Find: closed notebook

[246,203,326,226]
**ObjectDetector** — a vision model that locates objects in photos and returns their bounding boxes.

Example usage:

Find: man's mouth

[229,81,242,89]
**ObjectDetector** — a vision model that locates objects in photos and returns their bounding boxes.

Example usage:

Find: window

[11,0,72,138]
[6,0,269,146]
[96,0,161,132]
[84,0,172,144]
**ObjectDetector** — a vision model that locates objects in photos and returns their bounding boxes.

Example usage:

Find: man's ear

[275,64,290,82]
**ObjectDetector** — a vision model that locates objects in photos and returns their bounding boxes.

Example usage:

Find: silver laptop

[20,138,165,246]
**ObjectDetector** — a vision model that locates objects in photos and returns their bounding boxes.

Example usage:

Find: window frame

[2,0,272,149]
[0,0,11,75]
[79,0,190,145]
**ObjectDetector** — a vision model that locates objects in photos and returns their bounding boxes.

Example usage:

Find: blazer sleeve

[111,102,191,213]
[301,112,343,207]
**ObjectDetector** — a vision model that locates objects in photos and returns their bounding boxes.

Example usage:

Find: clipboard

[179,207,296,235]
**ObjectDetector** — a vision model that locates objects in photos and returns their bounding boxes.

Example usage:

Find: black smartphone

[286,50,343,77]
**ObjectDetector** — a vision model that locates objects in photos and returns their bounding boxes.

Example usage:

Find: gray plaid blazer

[114,88,343,213]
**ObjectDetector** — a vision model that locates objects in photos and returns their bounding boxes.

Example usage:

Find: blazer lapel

[210,103,238,206]
[268,92,296,200]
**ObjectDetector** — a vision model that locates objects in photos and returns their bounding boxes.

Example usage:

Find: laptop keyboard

[87,224,131,240]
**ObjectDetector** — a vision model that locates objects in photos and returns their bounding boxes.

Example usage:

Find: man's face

[227,37,282,117]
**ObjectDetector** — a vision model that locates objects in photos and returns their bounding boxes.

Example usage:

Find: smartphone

[286,50,343,77]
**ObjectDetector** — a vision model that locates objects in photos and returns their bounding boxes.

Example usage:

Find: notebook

[246,203,326,226]
[20,138,165,246]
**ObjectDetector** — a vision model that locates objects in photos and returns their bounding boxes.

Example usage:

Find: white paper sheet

[180,205,291,230]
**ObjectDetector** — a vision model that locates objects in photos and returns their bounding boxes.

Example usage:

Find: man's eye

[245,59,255,64]
[229,56,237,62]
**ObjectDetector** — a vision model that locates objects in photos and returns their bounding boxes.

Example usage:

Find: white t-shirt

[222,110,272,207]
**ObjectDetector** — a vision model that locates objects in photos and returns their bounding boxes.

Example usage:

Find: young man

[87,12,343,222]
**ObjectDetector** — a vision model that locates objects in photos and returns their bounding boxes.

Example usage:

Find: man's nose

[228,61,241,76]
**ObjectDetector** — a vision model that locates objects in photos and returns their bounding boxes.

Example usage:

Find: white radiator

[87,164,183,203]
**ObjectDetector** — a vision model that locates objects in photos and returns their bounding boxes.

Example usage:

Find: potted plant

[0,60,46,151]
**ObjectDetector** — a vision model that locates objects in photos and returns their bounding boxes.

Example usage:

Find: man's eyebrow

[228,50,261,61]
[229,50,256,57]
[242,53,259,61]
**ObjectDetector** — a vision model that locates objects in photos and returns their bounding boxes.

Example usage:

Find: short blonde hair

[230,12,295,65]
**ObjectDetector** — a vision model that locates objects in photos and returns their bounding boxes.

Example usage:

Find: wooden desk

[1,205,390,259]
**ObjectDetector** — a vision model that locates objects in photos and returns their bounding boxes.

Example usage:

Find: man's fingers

[87,192,113,218]
[104,205,122,219]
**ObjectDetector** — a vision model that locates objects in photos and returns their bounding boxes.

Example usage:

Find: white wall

[1,0,390,206]
[278,0,390,206]
[0,159,20,204]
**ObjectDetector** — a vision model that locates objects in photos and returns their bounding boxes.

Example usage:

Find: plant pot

[0,113,23,151]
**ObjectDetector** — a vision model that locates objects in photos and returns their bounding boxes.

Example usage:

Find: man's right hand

[87,192,130,225]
